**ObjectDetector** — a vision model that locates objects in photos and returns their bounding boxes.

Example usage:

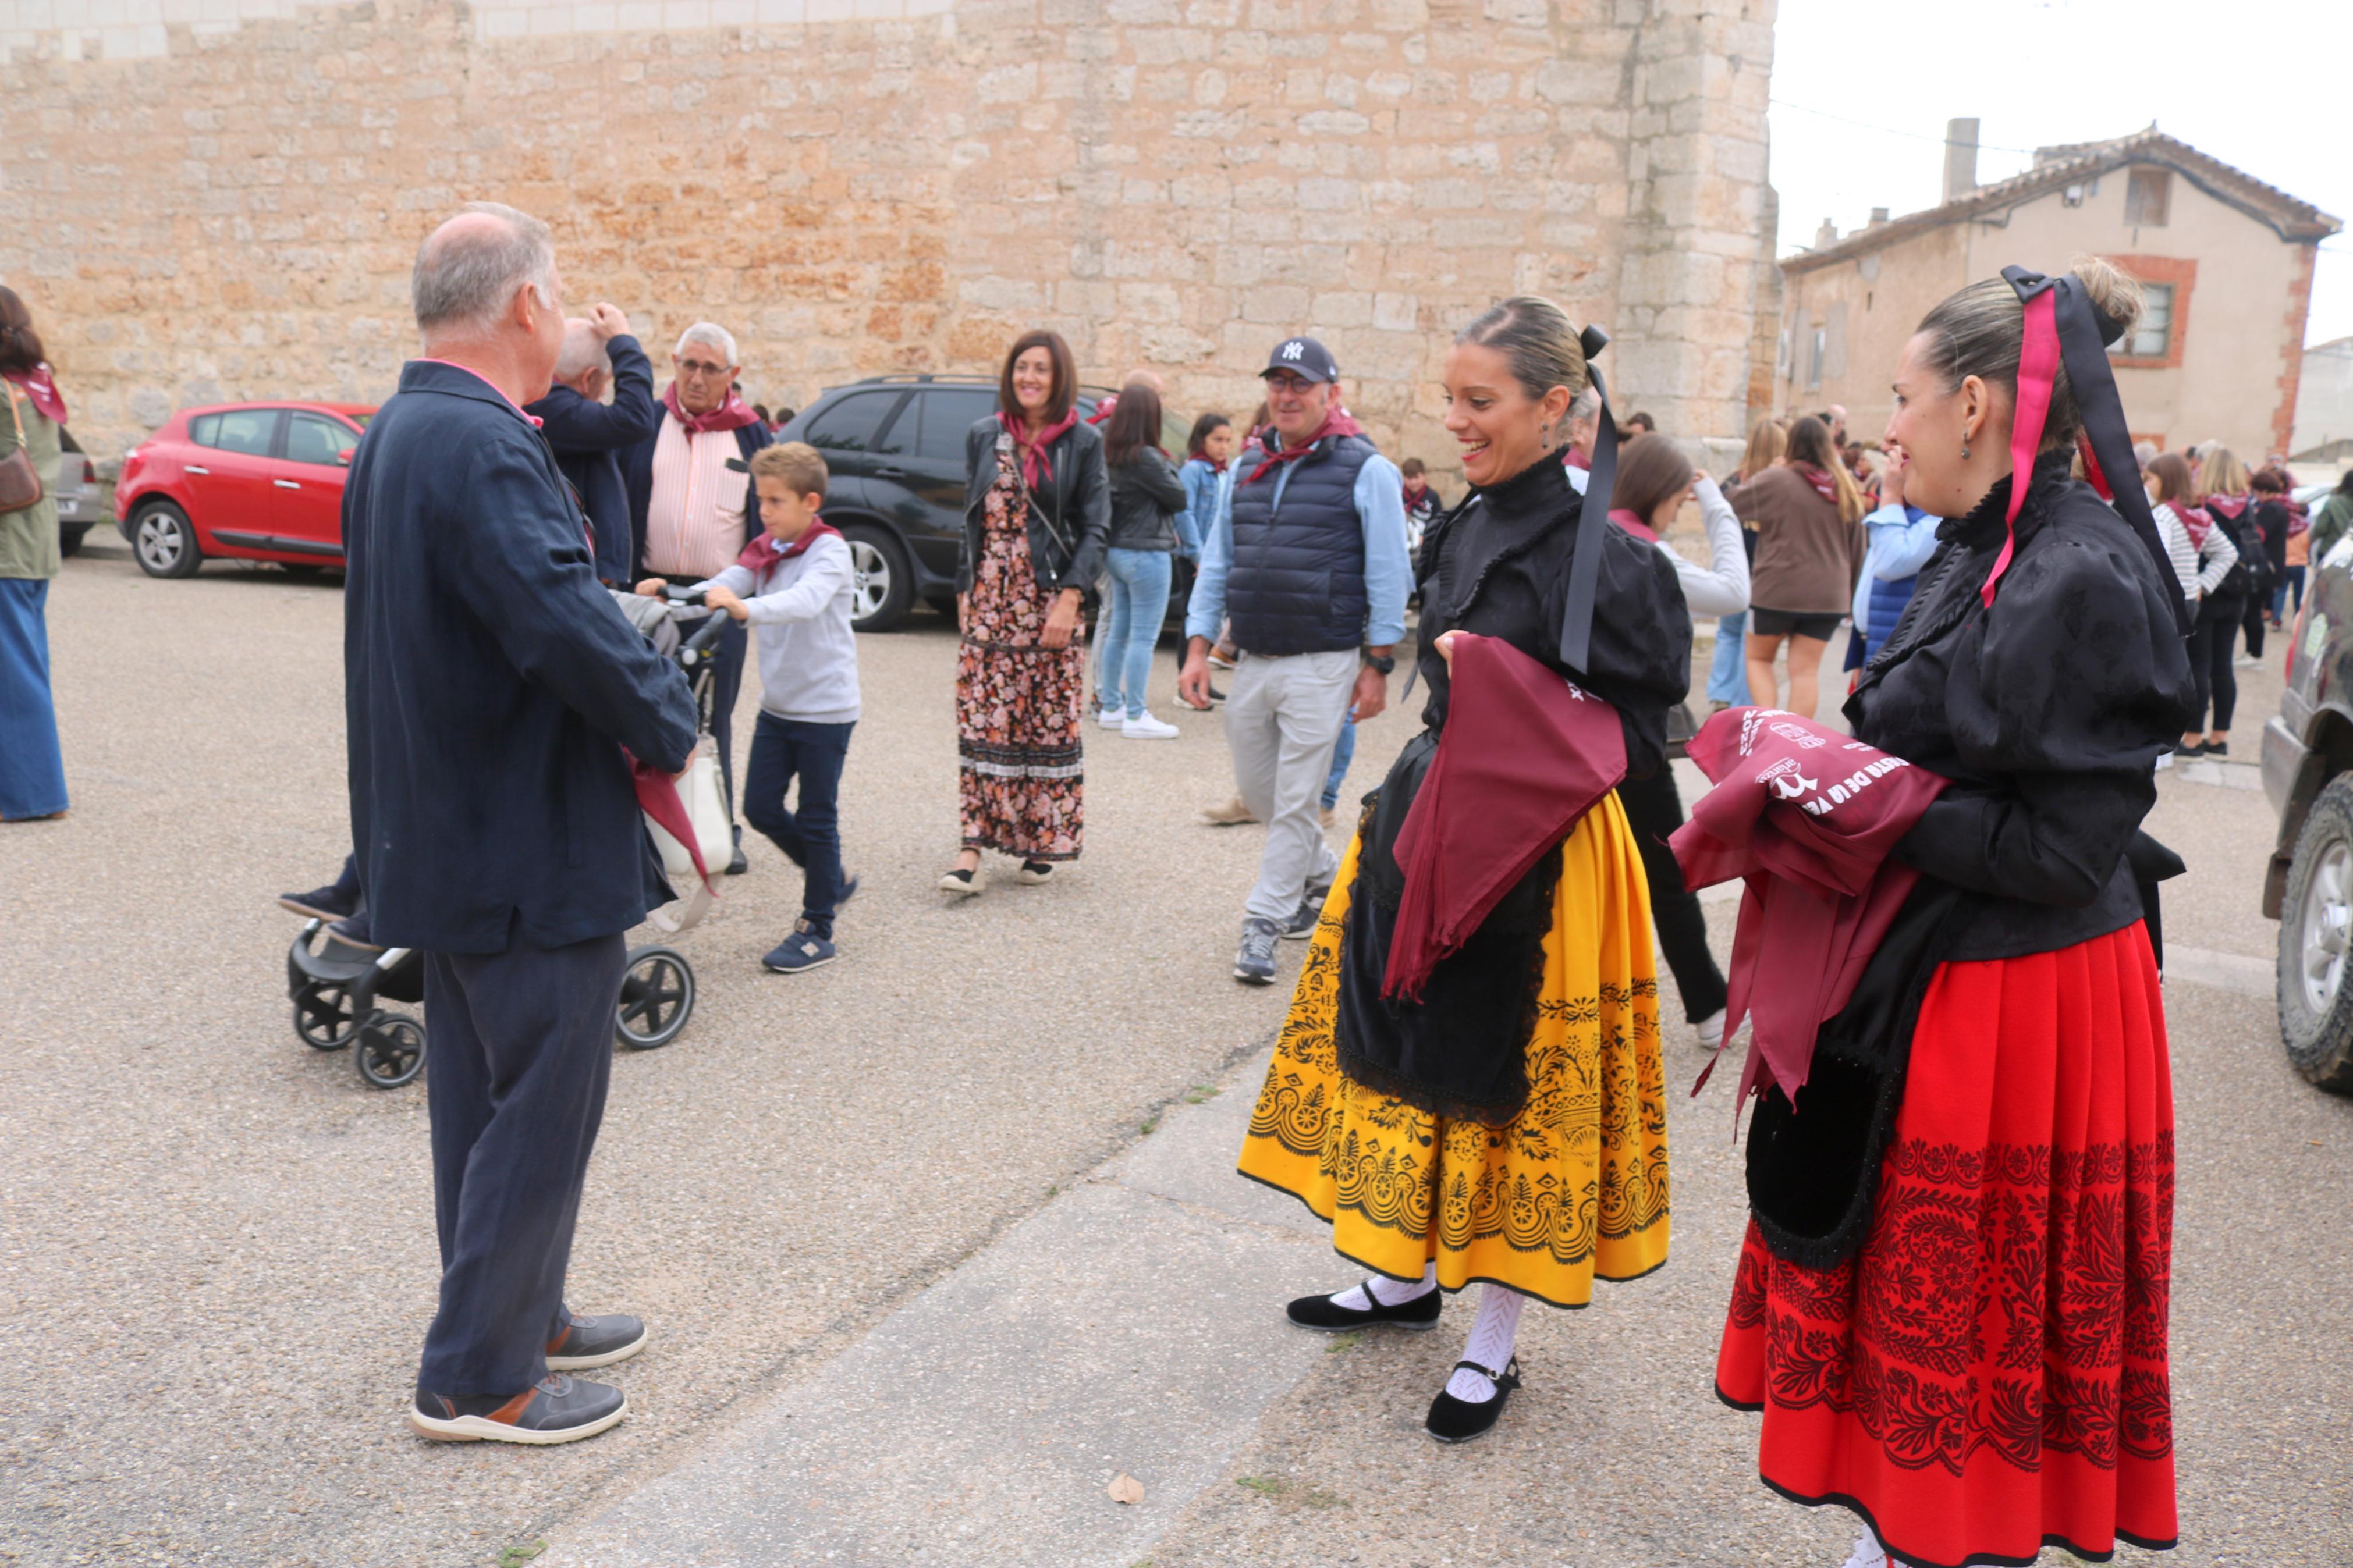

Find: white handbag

[643,739,730,934]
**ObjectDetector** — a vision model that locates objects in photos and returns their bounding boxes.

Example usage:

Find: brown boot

[1199,794,1258,827]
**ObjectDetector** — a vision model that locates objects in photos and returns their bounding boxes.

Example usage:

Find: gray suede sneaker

[1234,917,1282,984]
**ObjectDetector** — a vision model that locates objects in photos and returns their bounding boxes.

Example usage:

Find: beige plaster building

[0,0,1777,476]
[1772,127,2338,461]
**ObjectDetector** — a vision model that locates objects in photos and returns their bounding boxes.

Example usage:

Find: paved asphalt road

[3,545,2346,1567]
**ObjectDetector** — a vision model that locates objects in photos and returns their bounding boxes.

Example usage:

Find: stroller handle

[679,606,732,662]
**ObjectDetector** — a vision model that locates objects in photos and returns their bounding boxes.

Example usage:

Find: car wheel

[2276,772,2353,1094]
[58,524,90,558]
[131,499,203,579]
[842,522,913,632]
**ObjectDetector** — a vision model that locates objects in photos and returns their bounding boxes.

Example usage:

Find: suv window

[285,413,352,467]
[803,392,905,455]
[196,408,278,457]
[915,389,1000,465]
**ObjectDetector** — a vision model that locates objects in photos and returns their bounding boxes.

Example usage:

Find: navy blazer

[526,333,660,586]
[621,404,772,579]
[345,361,698,954]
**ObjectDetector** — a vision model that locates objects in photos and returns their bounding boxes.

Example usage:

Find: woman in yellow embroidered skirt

[1238,296,1690,1443]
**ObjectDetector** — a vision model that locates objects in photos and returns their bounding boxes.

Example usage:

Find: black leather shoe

[410,1374,626,1445]
[279,882,361,922]
[1425,1357,1521,1444]
[545,1311,647,1371]
[1285,1279,1442,1332]
[726,845,750,876]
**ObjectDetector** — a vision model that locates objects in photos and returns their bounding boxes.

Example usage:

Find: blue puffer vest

[1862,571,1917,662]
[1226,432,1375,656]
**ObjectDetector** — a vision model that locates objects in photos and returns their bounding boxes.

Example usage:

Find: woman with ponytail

[1714,258,2193,1568]
[1238,296,1687,1445]
[0,285,69,822]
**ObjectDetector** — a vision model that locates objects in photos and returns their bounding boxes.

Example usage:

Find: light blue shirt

[1184,445,1412,648]
[1175,457,1220,558]
[1850,501,1943,630]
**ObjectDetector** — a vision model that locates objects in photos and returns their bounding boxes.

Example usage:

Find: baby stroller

[285,591,733,1089]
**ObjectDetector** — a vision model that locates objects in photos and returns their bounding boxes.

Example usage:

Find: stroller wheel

[616,946,694,1050]
[294,984,359,1050]
[354,1011,426,1090]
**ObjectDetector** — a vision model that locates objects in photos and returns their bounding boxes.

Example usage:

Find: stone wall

[0,0,1774,475]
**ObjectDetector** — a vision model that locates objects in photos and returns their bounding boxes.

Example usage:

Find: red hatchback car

[113,401,375,578]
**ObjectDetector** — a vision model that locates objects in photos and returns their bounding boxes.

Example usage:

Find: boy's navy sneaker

[763,920,836,974]
[411,1374,626,1445]
[1234,917,1282,984]
[278,882,361,922]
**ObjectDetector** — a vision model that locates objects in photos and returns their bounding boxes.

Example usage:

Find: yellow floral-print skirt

[1238,791,1670,1308]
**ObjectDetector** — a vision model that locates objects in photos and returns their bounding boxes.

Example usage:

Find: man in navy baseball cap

[1182,333,1411,985]
[1262,336,1340,383]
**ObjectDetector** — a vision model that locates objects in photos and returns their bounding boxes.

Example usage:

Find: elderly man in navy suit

[345,201,697,1445]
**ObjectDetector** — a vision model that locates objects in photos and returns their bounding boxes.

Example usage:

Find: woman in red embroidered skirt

[942,331,1110,894]
[1715,258,2196,1568]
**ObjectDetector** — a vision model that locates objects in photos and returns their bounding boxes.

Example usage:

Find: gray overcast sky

[1768,0,2353,346]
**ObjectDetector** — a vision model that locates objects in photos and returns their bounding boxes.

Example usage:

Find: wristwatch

[1361,651,1396,675]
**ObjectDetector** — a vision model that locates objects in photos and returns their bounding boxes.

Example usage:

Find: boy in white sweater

[639,442,860,973]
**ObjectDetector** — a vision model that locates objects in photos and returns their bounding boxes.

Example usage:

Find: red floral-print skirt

[1717,923,2177,1568]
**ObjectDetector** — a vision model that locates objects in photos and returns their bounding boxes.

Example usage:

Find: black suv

[2262,529,2353,1093]
[779,375,1186,632]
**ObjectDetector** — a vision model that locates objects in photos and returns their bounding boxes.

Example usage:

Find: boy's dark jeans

[741,712,855,931]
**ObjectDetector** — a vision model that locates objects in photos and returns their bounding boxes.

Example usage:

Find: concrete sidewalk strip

[545,1049,1336,1568]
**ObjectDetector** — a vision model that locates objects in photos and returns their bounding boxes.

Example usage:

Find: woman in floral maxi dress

[942,330,1110,894]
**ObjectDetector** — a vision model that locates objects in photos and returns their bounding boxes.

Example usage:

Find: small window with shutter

[2125,169,2170,227]
[2111,283,2174,361]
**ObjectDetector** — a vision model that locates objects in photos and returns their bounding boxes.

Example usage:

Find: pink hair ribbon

[1983,286,2060,607]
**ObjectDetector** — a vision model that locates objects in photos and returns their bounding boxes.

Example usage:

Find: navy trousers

[741,712,854,931]
[417,930,624,1396]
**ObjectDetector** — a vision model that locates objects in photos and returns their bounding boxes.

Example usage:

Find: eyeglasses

[677,359,731,378]
[1264,374,1318,394]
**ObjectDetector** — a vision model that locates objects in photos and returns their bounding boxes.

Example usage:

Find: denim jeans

[1321,710,1357,810]
[1706,610,1751,705]
[1096,547,1174,719]
[741,712,856,932]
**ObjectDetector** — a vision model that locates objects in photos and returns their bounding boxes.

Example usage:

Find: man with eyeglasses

[1178,336,1410,986]
[624,322,772,873]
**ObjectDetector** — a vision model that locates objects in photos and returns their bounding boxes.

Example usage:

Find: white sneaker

[2233,653,2262,669]
[1121,710,1180,740]
[1692,1009,1729,1049]
[1096,707,1127,730]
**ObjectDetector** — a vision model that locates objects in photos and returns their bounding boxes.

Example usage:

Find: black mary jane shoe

[1284,1279,1442,1333]
[1425,1357,1522,1445]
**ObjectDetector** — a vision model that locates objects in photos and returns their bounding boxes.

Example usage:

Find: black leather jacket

[1105,447,1189,552]
[959,415,1112,595]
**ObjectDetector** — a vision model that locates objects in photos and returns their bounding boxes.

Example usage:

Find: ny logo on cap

[1280,342,1304,361]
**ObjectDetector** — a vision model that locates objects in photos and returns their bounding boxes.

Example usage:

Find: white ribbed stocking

[1443,1283,1524,1400]
[1328,1262,1436,1310]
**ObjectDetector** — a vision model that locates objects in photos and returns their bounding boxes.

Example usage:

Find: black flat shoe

[1425,1357,1521,1445]
[1284,1279,1442,1332]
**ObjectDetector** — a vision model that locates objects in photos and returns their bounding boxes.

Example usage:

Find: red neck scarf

[1789,460,1838,504]
[735,517,841,577]
[999,408,1078,490]
[1243,407,1366,485]
[663,382,761,435]
[2205,493,2249,521]
[1607,507,1658,543]
[2166,502,2214,548]
[1085,395,1117,426]
[1,365,67,425]
[1193,453,1228,475]
[1563,446,1591,472]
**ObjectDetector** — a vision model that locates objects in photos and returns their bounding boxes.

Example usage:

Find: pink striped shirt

[642,415,747,578]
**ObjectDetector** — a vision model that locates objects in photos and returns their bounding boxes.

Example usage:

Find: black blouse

[1415,456,1689,777]
[1853,452,2195,961]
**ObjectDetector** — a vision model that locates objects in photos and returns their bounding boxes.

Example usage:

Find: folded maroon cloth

[1383,633,1627,1002]
[1670,707,1947,1104]
[630,753,718,895]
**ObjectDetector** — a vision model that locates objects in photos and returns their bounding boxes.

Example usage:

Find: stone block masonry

[0,0,1775,478]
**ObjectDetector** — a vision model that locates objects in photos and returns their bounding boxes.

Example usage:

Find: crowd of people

[6,190,2295,1568]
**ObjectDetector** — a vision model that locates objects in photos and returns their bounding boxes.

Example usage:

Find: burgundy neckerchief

[2205,493,2251,521]
[1403,479,1429,510]
[999,408,1078,491]
[734,517,842,582]
[1085,394,1117,426]
[1,365,67,425]
[1788,460,1838,505]
[1242,407,1366,485]
[1608,507,1658,543]
[1563,446,1591,472]
[1193,453,1228,475]
[662,382,761,435]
